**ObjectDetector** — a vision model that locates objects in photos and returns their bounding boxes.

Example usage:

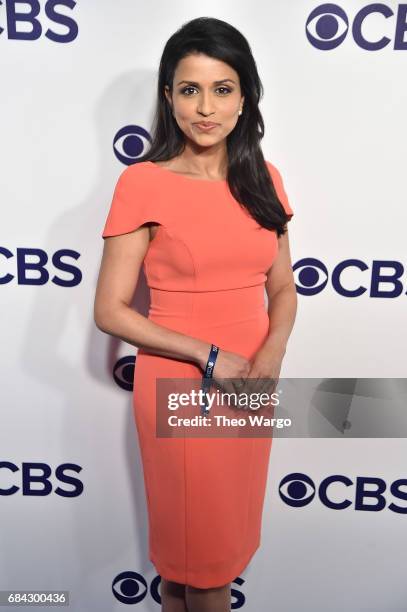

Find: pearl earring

[238,109,243,116]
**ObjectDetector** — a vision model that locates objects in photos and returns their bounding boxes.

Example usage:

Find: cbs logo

[279,472,407,513]
[112,571,246,608]
[0,461,83,496]
[293,257,406,297]
[0,0,78,42]
[0,247,82,286]
[306,3,407,50]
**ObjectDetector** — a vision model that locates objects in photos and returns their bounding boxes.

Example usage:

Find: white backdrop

[1,1,406,610]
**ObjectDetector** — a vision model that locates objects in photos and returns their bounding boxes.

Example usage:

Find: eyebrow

[176,79,236,86]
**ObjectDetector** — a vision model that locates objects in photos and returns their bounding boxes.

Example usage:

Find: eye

[179,86,233,96]
[180,86,197,95]
[216,86,232,95]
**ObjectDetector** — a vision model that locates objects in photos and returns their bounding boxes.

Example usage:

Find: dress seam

[183,230,198,586]
[243,439,256,561]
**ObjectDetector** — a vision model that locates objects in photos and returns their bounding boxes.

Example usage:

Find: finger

[240,371,259,396]
[232,376,247,397]
[217,378,240,410]
[259,377,279,410]
[249,375,265,396]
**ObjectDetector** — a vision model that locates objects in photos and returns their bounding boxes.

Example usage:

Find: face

[164,53,244,148]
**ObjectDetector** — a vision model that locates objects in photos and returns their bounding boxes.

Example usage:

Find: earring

[238,109,243,116]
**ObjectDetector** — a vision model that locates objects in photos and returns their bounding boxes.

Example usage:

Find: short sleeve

[266,160,294,222]
[102,164,161,239]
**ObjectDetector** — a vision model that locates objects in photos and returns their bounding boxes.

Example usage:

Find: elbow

[268,280,297,302]
[94,310,109,333]
[94,300,133,333]
[94,302,115,333]
[94,318,107,333]
[286,282,298,309]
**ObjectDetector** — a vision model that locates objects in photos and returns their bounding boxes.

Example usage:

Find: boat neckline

[146,160,227,184]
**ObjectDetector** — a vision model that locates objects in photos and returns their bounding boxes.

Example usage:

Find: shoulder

[264,159,289,193]
[102,162,165,238]
[114,160,154,189]
[110,161,160,204]
[264,159,294,219]
[264,159,283,181]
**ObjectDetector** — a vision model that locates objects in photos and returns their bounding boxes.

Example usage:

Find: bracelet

[200,344,219,416]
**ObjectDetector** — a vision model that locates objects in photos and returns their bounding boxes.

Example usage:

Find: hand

[197,345,251,402]
[240,345,285,404]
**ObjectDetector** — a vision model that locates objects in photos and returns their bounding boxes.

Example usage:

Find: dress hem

[149,540,261,588]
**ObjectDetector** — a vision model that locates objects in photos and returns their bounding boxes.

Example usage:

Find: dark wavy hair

[136,16,290,237]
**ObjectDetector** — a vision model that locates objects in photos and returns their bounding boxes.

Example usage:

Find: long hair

[136,16,290,238]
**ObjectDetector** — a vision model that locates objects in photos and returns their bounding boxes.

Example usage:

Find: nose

[197,90,215,117]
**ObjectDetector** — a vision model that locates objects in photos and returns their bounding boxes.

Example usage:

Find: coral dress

[102,159,294,588]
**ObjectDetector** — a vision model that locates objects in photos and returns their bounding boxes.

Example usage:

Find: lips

[194,122,219,128]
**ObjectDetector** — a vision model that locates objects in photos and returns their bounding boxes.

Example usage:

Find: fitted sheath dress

[101,159,294,588]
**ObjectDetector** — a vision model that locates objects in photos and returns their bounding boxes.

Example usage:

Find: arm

[263,228,297,359]
[245,228,297,385]
[94,226,211,368]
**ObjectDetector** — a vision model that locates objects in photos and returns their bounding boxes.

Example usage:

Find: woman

[94,16,297,612]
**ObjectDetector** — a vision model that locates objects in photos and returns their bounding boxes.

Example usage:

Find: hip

[145,284,269,360]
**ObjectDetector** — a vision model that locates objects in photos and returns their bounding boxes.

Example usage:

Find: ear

[164,85,172,109]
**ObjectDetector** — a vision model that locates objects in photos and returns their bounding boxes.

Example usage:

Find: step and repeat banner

[1,1,406,611]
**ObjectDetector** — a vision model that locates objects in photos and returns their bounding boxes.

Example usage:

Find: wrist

[193,340,213,369]
[260,337,287,360]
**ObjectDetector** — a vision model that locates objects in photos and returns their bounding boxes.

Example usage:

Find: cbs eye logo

[112,572,153,605]
[306,3,407,50]
[306,4,349,50]
[112,571,247,607]
[279,473,316,507]
[113,125,152,166]
[293,257,328,296]
[113,355,136,391]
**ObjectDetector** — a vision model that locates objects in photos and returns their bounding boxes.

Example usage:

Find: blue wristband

[200,344,219,416]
